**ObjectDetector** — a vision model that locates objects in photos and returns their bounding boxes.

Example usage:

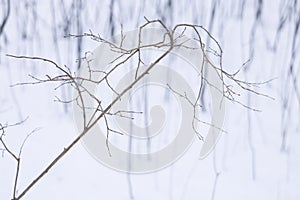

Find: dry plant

[1,18,272,200]
[0,118,41,200]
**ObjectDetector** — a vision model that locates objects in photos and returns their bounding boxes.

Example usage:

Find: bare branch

[4,18,272,200]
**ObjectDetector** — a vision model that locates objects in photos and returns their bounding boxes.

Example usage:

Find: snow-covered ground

[1,0,299,199]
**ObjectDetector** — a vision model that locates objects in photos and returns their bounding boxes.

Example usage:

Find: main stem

[15,33,173,200]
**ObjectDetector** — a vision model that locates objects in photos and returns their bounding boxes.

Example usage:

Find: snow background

[1,0,300,199]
